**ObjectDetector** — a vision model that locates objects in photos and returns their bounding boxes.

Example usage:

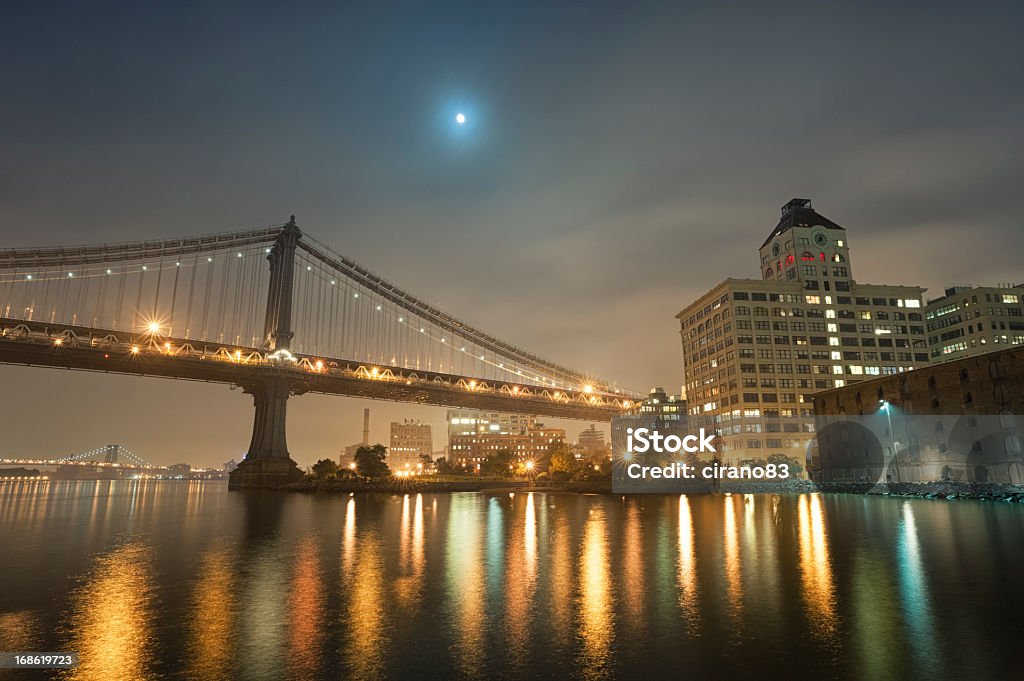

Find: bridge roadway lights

[228,374,307,489]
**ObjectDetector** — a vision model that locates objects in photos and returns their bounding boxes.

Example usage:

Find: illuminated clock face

[813,231,829,247]
[771,242,781,257]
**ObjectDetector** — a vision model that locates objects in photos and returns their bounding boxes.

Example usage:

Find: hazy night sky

[1,1,1022,467]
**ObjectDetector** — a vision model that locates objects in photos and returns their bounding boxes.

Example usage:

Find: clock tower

[757,198,852,294]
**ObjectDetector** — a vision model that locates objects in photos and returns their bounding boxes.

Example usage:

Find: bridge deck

[0,318,631,421]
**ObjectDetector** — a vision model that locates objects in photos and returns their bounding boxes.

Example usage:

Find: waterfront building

[811,344,1024,484]
[925,284,1024,361]
[389,419,433,472]
[676,199,931,466]
[449,419,565,470]
[168,463,191,477]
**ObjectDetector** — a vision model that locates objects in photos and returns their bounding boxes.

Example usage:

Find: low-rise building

[811,344,1024,484]
[449,423,565,470]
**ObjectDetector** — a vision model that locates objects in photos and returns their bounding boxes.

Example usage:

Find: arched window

[785,254,795,266]
[832,253,845,263]
[801,251,815,261]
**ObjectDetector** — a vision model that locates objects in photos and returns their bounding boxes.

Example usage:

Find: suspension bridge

[0,444,160,470]
[0,218,638,487]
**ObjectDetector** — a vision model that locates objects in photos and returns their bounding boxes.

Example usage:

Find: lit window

[904,299,921,308]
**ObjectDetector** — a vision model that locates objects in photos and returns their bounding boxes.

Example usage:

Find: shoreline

[280,478,1024,502]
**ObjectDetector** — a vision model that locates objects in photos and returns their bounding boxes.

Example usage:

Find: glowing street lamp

[879,400,899,483]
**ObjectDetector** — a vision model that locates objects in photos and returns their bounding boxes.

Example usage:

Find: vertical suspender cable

[168,257,181,338]
[184,250,199,340]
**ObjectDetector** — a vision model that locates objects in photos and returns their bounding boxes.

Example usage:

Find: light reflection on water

[798,493,837,642]
[187,542,235,681]
[63,543,155,681]
[446,493,485,678]
[722,494,744,627]
[0,481,1022,680]
[676,495,698,633]
[578,504,613,679]
[345,530,386,680]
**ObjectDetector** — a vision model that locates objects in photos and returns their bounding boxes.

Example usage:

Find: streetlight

[879,400,899,483]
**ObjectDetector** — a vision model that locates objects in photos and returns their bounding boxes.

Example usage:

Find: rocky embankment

[814,481,1024,503]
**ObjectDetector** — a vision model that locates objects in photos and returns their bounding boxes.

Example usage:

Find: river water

[0,480,1021,680]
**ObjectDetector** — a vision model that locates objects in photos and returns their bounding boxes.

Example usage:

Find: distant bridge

[0,444,166,474]
[0,219,638,487]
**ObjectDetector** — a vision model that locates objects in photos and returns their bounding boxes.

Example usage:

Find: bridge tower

[103,444,119,464]
[229,217,307,489]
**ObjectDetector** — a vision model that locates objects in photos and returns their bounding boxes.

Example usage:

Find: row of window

[733,292,919,307]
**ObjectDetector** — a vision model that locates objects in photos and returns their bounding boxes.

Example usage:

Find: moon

[455,113,466,124]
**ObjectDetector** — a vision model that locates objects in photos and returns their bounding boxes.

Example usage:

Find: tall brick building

[677,199,930,465]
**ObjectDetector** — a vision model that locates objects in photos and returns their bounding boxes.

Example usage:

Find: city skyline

[2,2,1023,466]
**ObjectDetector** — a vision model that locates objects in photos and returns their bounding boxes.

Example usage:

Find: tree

[354,444,391,479]
[311,458,339,480]
[480,449,515,477]
[548,441,577,474]
[768,452,804,477]
[418,452,434,470]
